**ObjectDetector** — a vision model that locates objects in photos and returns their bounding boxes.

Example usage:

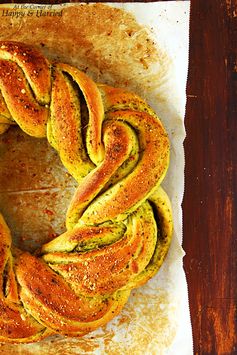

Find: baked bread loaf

[0,41,172,343]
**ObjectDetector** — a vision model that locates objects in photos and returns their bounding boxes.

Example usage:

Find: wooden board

[183,0,237,353]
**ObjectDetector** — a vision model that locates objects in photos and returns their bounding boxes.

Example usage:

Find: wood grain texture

[184,0,237,354]
[0,0,236,353]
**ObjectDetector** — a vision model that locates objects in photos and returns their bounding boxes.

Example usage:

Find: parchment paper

[0,2,192,354]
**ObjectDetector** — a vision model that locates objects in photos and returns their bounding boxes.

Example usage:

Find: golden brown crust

[0,216,52,344]
[57,63,105,166]
[0,41,172,343]
[0,41,51,104]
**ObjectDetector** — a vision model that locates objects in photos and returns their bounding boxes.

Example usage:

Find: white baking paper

[0,2,192,354]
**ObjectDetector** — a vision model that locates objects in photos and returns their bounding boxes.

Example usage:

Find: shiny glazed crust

[0,41,172,343]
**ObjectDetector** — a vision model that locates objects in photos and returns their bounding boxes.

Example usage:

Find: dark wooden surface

[0,0,236,353]
[184,1,237,354]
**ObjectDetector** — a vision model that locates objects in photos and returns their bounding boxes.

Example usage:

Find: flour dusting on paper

[0,2,192,354]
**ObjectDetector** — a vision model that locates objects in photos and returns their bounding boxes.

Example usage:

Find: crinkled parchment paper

[0,2,192,354]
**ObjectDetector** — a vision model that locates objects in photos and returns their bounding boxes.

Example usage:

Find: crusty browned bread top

[0,41,172,344]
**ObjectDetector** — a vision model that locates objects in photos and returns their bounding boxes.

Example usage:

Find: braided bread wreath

[0,41,172,344]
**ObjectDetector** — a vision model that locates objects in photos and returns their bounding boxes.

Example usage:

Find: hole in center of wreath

[0,126,77,252]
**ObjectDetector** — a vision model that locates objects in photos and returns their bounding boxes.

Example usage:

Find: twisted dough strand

[0,41,172,343]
